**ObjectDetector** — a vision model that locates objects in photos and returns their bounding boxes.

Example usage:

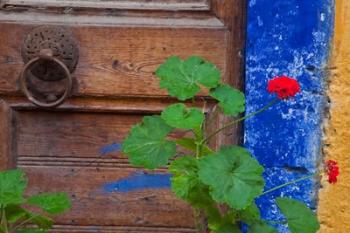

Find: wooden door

[0,1,246,232]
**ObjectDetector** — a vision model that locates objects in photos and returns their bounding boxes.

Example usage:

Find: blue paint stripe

[103,172,171,193]
[100,143,121,155]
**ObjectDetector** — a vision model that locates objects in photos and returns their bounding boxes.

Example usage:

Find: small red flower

[267,76,301,99]
[326,160,339,184]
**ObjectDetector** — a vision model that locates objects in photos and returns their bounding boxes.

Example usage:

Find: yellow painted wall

[318,1,350,232]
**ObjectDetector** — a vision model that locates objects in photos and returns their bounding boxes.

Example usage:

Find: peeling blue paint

[245,0,334,232]
[100,143,121,156]
[103,172,171,193]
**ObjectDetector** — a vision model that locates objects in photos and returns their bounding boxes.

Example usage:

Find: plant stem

[194,209,205,233]
[196,143,200,159]
[260,174,316,196]
[0,205,3,223]
[0,205,8,233]
[0,205,3,231]
[267,220,287,225]
[202,99,279,144]
[194,125,204,159]
[13,214,38,231]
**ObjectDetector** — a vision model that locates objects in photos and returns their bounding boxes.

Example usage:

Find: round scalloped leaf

[198,146,264,210]
[29,214,54,230]
[277,197,320,233]
[5,205,53,229]
[215,223,241,233]
[175,138,213,155]
[248,222,277,233]
[161,103,204,130]
[27,192,71,214]
[169,156,218,218]
[239,203,261,225]
[169,156,199,199]
[17,229,47,233]
[0,169,27,206]
[5,205,28,223]
[210,84,245,116]
[122,116,177,169]
[155,56,221,100]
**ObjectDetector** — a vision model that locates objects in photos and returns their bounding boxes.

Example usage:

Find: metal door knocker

[20,26,79,108]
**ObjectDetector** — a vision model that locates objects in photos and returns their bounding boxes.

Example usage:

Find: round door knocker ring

[20,52,73,108]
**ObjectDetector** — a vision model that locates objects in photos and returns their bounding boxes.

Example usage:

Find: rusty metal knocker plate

[20,26,79,108]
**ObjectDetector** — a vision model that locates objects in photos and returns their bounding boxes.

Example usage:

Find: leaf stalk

[202,99,279,144]
[260,174,316,196]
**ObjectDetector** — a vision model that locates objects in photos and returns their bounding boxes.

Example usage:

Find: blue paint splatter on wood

[245,0,334,232]
[100,143,121,155]
[103,172,171,193]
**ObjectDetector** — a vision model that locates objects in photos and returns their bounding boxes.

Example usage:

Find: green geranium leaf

[198,146,264,210]
[5,205,53,229]
[175,138,213,155]
[215,223,241,233]
[210,84,245,116]
[5,205,27,223]
[169,156,198,199]
[248,222,277,233]
[155,56,221,100]
[27,192,71,214]
[17,229,47,233]
[277,197,320,233]
[239,203,277,233]
[161,104,204,130]
[122,116,177,169]
[206,206,223,231]
[29,214,54,230]
[0,169,27,206]
[187,183,216,211]
[170,156,222,233]
[189,186,222,231]
[239,203,261,225]
[169,156,220,227]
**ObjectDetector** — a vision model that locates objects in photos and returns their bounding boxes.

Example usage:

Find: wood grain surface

[0,0,246,231]
[2,0,210,11]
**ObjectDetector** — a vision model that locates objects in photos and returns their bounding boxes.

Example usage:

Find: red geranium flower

[267,76,301,99]
[326,160,339,184]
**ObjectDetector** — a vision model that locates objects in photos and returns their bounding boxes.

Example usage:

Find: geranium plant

[0,169,71,233]
[121,56,339,233]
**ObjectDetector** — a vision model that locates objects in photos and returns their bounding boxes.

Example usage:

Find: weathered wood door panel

[0,25,227,97]
[0,1,246,232]
[1,0,210,10]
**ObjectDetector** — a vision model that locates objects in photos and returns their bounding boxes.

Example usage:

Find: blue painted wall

[245,0,334,232]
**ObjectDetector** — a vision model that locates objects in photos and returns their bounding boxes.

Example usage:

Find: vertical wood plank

[0,100,14,170]
[209,0,247,146]
[201,3,247,230]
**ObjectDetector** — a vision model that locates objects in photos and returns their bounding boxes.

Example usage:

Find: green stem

[267,220,287,225]
[194,125,204,159]
[0,205,8,233]
[0,206,3,229]
[260,174,316,196]
[13,214,37,232]
[196,143,200,159]
[194,209,205,233]
[202,99,279,144]
[0,205,3,223]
